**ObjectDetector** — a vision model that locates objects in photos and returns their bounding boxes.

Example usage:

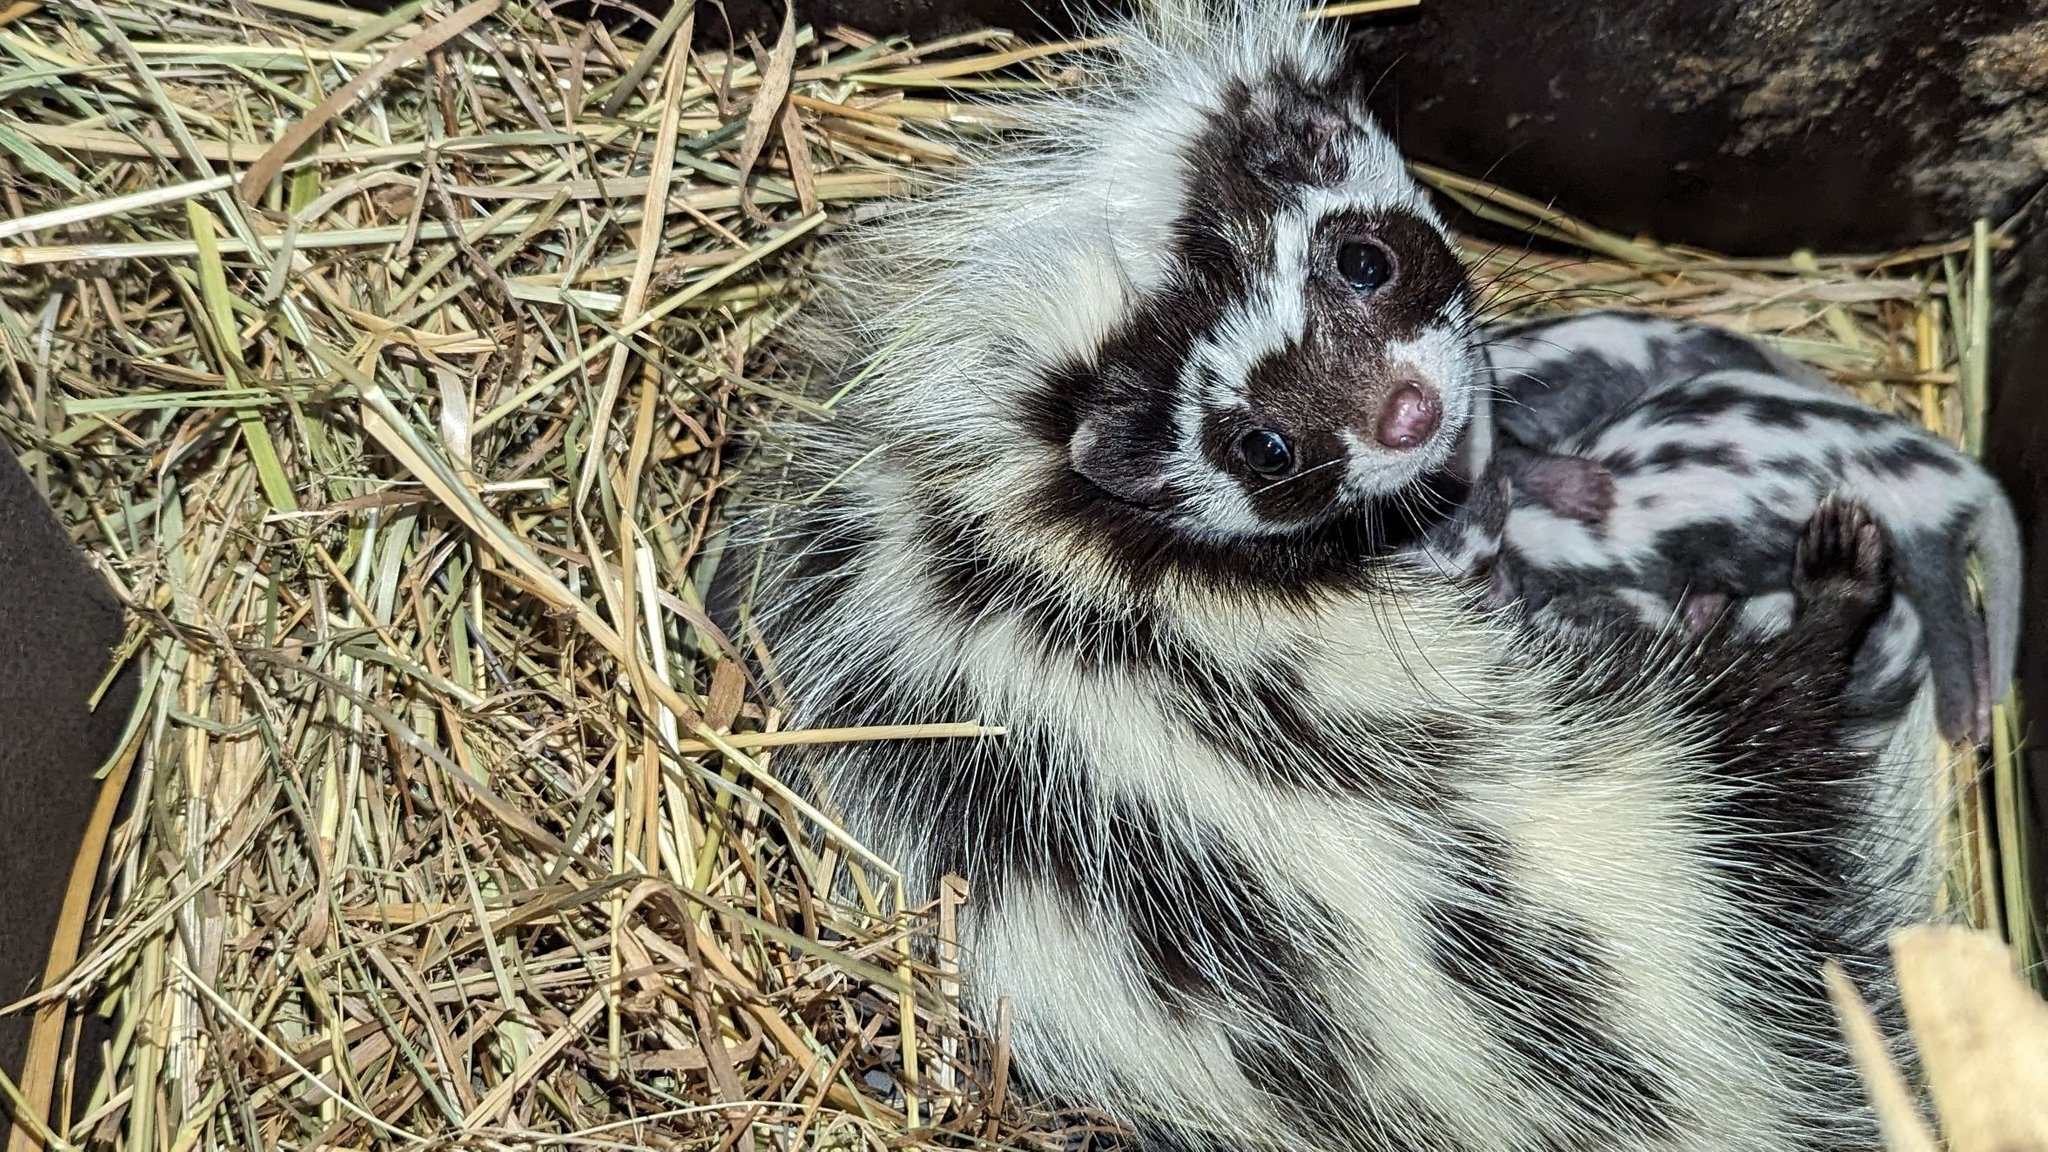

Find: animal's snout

[1375,381,1442,450]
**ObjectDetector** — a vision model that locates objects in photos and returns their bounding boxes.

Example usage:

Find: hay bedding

[0,0,2033,1148]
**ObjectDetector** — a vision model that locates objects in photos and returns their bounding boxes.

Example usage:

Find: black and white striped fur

[748,7,1942,1149]
[1427,310,2021,743]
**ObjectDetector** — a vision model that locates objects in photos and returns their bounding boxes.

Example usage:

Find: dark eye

[1337,239,1392,293]
[1238,428,1295,478]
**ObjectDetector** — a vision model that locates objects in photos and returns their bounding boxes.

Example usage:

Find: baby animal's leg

[1788,497,1894,652]
[1505,450,1616,524]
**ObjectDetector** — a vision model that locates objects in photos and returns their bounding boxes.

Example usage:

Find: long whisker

[1252,457,1346,497]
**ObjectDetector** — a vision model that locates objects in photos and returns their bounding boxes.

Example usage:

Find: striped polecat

[1425,310,2020,744]
[748,6,1942,1149]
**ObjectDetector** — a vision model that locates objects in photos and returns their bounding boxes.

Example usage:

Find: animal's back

[1476,310,1830,451]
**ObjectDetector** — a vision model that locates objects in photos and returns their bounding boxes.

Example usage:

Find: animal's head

[1006,5,1477,547]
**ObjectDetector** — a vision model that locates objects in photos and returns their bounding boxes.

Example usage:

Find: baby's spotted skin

[1429,310,2021,743]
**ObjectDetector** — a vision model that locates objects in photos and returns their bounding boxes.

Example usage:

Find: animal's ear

[1071,410,1174,507]
[1243,81,1350,188]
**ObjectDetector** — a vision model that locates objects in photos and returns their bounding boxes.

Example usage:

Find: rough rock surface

[1339,0,2048,254]
[678,0,2047,253]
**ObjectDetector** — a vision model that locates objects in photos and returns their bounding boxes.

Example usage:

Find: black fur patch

[1628,379,1891,434]
[1860,435,1966,477]
[1165,647,1483,806]
[1198,408,1352,525]
[913,505,1166,669]
[799,666,1091,899]
[913,499,1481,803]
[1422,822,1683,1142]
[1319,208,1473,341]
[1110,806,1363,1134]
[1638,517,1799,595]
[1234,73,1354,190]
[1612,439,1752,475]
[1032,467,1466,604]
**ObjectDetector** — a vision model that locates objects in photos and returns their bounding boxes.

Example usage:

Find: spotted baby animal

[1427,309,2020,744]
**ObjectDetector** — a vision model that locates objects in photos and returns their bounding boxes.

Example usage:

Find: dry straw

[0,0,2035,1148]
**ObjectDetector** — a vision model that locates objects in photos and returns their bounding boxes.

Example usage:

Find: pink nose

[1375,382,1441,450]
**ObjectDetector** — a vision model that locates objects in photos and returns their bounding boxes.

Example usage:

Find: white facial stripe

[1193,273,1308,404]
[1294,180,1436,236]
[1269,205,1318,305]
[1169,213,1316,538]
[1166,387,1239,519]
